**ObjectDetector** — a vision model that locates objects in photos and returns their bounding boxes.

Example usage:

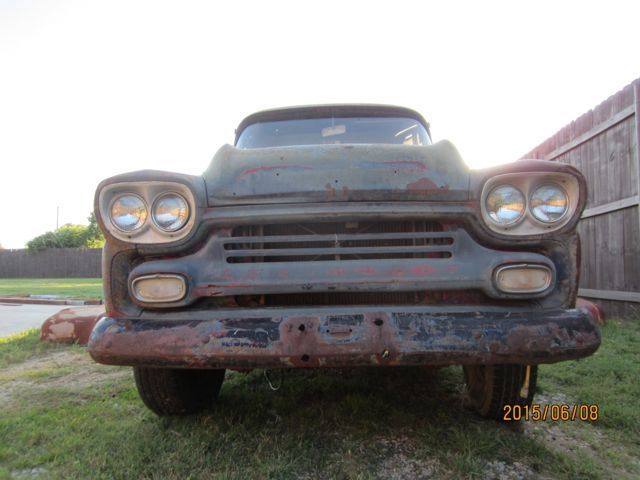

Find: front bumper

[88,306,600,369]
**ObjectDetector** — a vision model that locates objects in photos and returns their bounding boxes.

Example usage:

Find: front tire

[133,367,225,416]
[463,364,537,420]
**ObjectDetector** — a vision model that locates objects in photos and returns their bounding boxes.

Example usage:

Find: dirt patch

[520,392,639,478]
[371,434,445,479]
[376,452,441,480]
[0,349,129,409]
[522,392,596,455]
[483,460,537,480]
[10,467,48,479]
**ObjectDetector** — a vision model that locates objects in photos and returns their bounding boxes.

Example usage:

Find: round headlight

[152,193,190,232]
[530,184,568,223]
[485,185,526,225]
[110,194,147,232]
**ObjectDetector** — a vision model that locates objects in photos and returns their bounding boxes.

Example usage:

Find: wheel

[463,364,537,420]
[133,367,225,416]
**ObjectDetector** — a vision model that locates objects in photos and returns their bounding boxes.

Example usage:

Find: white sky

[1,0,638,248]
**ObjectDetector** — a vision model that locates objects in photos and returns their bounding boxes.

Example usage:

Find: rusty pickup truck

[89,104,601,418]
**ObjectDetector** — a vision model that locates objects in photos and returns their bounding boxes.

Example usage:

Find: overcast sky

[1,0,638,248]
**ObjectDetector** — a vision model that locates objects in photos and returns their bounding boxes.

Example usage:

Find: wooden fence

[523,78,640,317]
[0,248,102,278]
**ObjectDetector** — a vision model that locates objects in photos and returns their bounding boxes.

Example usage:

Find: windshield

[236,117,431,148]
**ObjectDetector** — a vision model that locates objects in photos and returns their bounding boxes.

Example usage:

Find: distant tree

[26,212,105,251]
[84,212,105,248]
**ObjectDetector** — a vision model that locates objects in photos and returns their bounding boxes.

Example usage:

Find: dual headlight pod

[486,183,569,226]
[99,181,196,244]
[110,192,190,233]
[481,172,580,235]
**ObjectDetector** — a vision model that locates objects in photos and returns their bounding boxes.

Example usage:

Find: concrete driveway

[0,304,64,337]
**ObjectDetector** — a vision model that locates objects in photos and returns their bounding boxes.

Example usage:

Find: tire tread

[133,367,225,416]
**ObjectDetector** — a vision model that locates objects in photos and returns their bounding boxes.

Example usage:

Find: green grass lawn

[0,278,102,300]
[0,320,638,479]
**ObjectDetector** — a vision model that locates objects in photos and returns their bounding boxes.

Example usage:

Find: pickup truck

[89,104,601,419]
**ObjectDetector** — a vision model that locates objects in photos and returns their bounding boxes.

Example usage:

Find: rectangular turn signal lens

[131,274,186,303]
[494,264,552,294]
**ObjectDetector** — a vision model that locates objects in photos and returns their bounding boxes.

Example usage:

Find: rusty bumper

[88,306,600,369]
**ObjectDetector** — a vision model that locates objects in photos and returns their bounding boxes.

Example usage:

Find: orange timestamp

[502,403,599,422]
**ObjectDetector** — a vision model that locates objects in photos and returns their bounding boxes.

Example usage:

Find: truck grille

[225,221,453,263]
[259,290,492,306]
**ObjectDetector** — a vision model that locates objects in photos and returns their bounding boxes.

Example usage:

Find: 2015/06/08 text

[503,404,600,422]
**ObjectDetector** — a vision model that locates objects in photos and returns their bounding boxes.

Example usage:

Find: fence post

[635,81,640,246]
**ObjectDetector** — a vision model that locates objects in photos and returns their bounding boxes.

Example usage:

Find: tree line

[25,213,105,251]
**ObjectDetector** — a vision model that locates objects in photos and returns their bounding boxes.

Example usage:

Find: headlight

[152,193,190,232]
[530,184,568,223]
[485,185,526,225]
[110,194,147,232]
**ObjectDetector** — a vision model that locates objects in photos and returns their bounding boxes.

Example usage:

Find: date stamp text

[502,404,599,422]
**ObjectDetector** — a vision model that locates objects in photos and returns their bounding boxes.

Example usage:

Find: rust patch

[325,182,336,200]
[576,298,606,325]
[193,283,252,296]
[192,285,224,296]
[406,177,441,191]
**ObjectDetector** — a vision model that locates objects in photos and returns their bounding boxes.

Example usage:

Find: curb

[0,297,102,306]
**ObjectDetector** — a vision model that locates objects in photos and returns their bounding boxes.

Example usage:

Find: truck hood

[204,140,470,205]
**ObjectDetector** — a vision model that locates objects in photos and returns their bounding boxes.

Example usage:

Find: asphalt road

[0,304,64,337]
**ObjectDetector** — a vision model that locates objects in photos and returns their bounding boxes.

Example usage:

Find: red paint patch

[389,268,406,278]
[220,269,234,280]
[328,267,348,276]
[244,269,259,281]
[408,265,438,275]
[277,269,289,278]
[352,266,376,275]
[192,286,223,296]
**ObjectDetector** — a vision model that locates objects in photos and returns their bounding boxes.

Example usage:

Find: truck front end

[89,105,600,417]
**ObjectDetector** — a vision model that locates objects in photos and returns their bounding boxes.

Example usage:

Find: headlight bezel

[98,181,197,244]
[480,172,580,236]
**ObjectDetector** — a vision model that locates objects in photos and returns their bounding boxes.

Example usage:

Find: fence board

[524,78,640,317]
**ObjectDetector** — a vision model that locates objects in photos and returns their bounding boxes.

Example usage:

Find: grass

[0,329,63,369]
[0,321,638,479]
[0,278,102,300]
